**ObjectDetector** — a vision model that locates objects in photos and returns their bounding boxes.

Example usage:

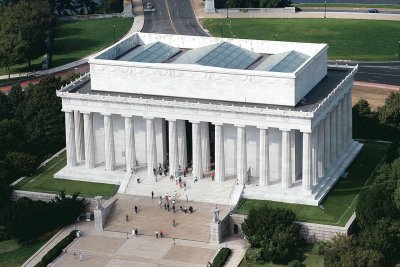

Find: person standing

[155,231,159,239]
[186,194,188,203]
[152,191,154,199]
[160,229,164,239]
[79,251,83,261]
[172,219,176,227]
[135,228,138,237]
[134,206,138,214]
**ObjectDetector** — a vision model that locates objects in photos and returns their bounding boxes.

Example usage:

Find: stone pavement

[104,195,231,243]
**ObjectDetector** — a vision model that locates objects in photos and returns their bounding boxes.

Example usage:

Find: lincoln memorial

[56,32,362,206]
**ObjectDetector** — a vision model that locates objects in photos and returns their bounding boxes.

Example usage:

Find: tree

[394,181,400,209]
[7,85,24,117]
[324,234,353,267]
[5,152,37,178]
[353,98,371,117]
[0,0,53,69]
[0,30,25,79]
[18,75,64,158]
[0,119,24,159]
[356,187,397,229]
[356,218,400,263]
[0,92,12,120]
[242,206,300,263]
[377,92,400,128]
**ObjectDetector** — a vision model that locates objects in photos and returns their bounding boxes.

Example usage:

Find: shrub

[35,230,77,267]
[311,241,326,255]
[288,259,305,267]
[242,206,300,263]
[245,247,264,264]
[211,247,231,267]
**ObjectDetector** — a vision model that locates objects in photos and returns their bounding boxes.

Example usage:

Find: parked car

[368,9,379,13]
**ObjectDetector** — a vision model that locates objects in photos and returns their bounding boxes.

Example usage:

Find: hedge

[35,230,77,267]
[211,247,232,267]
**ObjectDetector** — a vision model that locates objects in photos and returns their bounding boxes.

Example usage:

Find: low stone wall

[228,213,357,243]
[94,196,118,231]
[216,7,296,13]
[36,148,66,170]
[11,190,97,212]
[59,13,130,21]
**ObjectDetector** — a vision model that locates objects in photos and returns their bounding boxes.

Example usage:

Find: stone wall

[228,212,357,243]
[94,196,118,231]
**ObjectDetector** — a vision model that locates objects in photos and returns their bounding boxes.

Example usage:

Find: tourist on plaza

[189,206,193,214]
[186,194,188,203]
[79,251,83,261]
[132,229,135,237]
[211,172,215,181]
[164,203,167,211]
[160,229,164,238]
[172,219,176,227]
[135,228,138,236]
[153,168,157,176]
[167,203,170,211]
[194,177,198,183]
[73,252,76,259]
[155,175,157,182]
[172,205,175,213]
[155,231,159,239]
[134,206,138,214]
[170,174,174,181]
[159,198,162,208]
[152,191,154,199]
[126,214,129,222]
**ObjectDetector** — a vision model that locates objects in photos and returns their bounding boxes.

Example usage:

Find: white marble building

[56,32,362,205]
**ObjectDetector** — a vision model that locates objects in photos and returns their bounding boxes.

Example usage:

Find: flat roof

[62,67,351,113]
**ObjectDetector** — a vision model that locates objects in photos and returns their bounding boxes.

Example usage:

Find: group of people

[155,229,164,239]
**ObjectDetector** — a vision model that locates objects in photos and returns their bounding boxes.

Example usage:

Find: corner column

[311,128,318,185]
[336,101,343,156]
[83,112,95,168]
[168,119,179,177]
[214,123,225,182]
[124,115,136,173]
[236,125,247,185]
[281,129,292,189]
[104,114,115,171]
[192,121,202,180]
[201,122,210,172]
[146,117,157,175]
[341,96,347,150]
[259,127,269,186]
[74,111,85,161]
[65,111,77,167]
[302,131,312,192]
[347,92,353,145]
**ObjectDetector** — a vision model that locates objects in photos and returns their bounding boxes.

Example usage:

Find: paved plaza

[104,195,231,242]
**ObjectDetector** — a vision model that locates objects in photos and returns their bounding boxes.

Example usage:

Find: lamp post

[324,1,327,18]
[226,1,229,18]
[113,25,116,43]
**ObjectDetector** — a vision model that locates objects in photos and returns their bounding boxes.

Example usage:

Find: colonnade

[63,92,352,192]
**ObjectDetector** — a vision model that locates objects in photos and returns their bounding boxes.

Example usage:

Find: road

[142,0,207,36]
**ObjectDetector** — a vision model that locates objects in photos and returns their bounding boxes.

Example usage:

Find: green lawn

[15,151,118,198]
[234,141,389,226]
[297,3,400,9]
[1,17,132,76]
[0,239,46,267]
[202,19,400,61]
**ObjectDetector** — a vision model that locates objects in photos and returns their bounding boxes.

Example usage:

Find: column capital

[279,128,291,132]
[212,122,224,126]
[101,113,112,117]
[257,126,269,130]
[165,118,177,122]
[80,111,92,115]
[234,124,246,128]
[190,120,201,124]
[61,109,74,113]
[122,114,133,118]
[144,116,155,120]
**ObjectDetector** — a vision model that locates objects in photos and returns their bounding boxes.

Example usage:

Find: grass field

[297,3,400,9]
[15,152,119,198]
[1,17,132,76]
[202,19,400,61]
[0,239,46,267]
[234,141,389,226]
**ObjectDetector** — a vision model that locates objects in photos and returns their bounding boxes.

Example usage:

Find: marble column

[311,128,318,185]
[201,122,210,172]
[214,123,225,182]
[341,96,347,150]
[324,115,331,170]
[259,128,269,186]
[192,122,202,180]
[156,118,167,165]
[290,130,296,182]
[104,114,115,171]
[336,101,343,156]
[168,120,179,177]
[177,120,187,169]
[347,92,353,145]
[330,107,337,162]
[281,129,292,189]
[317,123,325,179]
[237,126,247,185]
[302,132,312,192]
[146,118,157,175]
[74,111,85,161]
[65,111,77,167]
[124,116,136,173]
[83,112,95,168]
